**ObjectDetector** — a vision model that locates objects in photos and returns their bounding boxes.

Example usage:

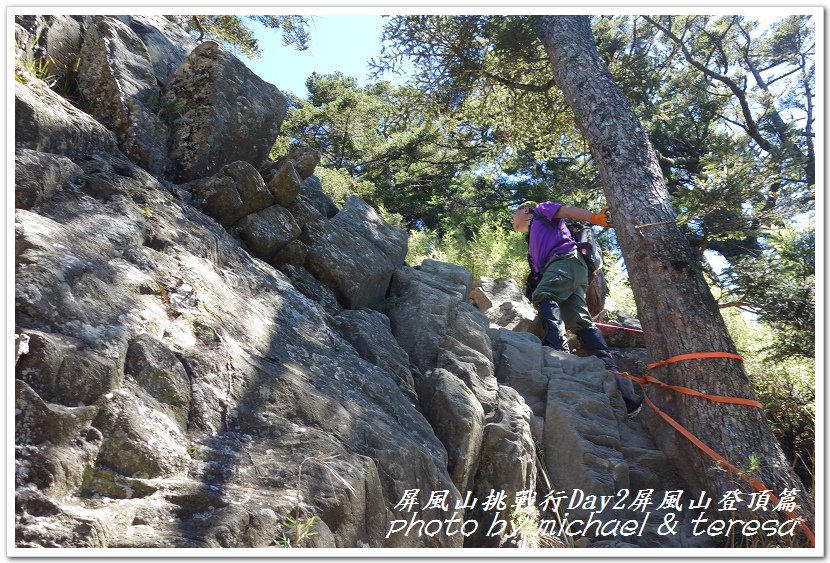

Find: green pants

[531,250,593,331]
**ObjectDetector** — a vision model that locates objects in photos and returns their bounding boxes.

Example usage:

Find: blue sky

[234,12,794,101]
[238,15,399,99]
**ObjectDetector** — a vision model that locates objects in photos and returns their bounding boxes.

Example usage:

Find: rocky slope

[14,15,705,550]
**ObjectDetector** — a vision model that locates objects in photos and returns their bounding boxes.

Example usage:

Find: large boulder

[124,333,192,429]
[491,328,548,419]
[261,147,322,183]
[78,16,170,176]
[543,351,629,520]
[260,147,322,206]
[236,204,302,263]
[466,385,537,547]
[388,266,463,374]
[184,160,274,227]
[15,380,102,499]
[416,368,484,493]
[299,175,339,219]
[41,16,87,82]
[387,259,539,544]
[92,387,190,478]
[303,196,408,309]
[265,161,303,206]
[165,41,287,182]
[16,330,121,407]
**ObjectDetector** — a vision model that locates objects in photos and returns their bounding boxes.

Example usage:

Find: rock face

[14,13,704,552]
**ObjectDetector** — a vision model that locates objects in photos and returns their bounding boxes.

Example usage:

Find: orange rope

[647,351,745,371]
[617,351,814,546]
[618,371,763,408]
[642,394,815,547]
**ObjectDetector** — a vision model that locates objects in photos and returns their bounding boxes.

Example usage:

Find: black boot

[538,299,570,353]
[577,325,643,414]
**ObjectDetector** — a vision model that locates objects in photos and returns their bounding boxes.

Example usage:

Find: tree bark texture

[538,15,811,526]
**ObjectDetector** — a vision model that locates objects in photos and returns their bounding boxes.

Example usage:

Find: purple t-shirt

[528,201,577,273]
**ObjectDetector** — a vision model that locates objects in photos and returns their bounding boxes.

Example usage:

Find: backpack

[566,222,603,282]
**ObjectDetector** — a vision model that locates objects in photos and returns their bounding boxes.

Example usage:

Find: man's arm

[553,205,612,227]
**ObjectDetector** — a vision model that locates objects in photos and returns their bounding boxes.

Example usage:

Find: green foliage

[17,54,52,84]
[407,211,528,283]
[15,43,83,105]
[720,306,814,489]
[604,258,638,315]
[191,15,309,58]
[505,504,542,548]
[276,72,493,229]
[314,166,375,206]
[718,222,815,360]
[273,514,318,548]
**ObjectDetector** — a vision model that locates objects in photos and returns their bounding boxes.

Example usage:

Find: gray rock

[265,161,303,206]
[304,196,407,309]
[165,41,287,182]
[332,308,416,403]
[284,193,325,229]
[262,147,321,182]
[471,276,537,332]
[417,368,484,492]
[272,239,308,267]
[437,335,498,418]
[124,333,191,429]
[92,387,190,479]
[78,16,170,176]
[236,204,301,262]
[15,379,100,447]
[41,15,86,83]
[15,380,102,499]
[300,175,339,218]
[468,385,536,547]
[596,311,647,348]
[419,259,473,300]
[491,328,548,416]
[16,333,30,364]
[276,263,342,317]
[543,351,629,521]
[15,148,83,210]
[15,80,120,160]
[14,136,463,547]
[185,160,274,227]
[388,266,458,373]
[125,15,198,85]
[16,329,121,407]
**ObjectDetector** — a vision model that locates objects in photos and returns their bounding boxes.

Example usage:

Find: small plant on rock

[273,452,356,548]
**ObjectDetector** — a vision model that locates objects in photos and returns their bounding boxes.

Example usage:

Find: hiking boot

[624,394,644,415]
[538,299,570,353]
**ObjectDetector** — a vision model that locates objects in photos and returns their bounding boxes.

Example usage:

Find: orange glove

[589,209,612,228]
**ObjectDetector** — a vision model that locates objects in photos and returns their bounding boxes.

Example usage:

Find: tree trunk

[538,15,812,527]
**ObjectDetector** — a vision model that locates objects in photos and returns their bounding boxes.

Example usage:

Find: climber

[510,201,643,414]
